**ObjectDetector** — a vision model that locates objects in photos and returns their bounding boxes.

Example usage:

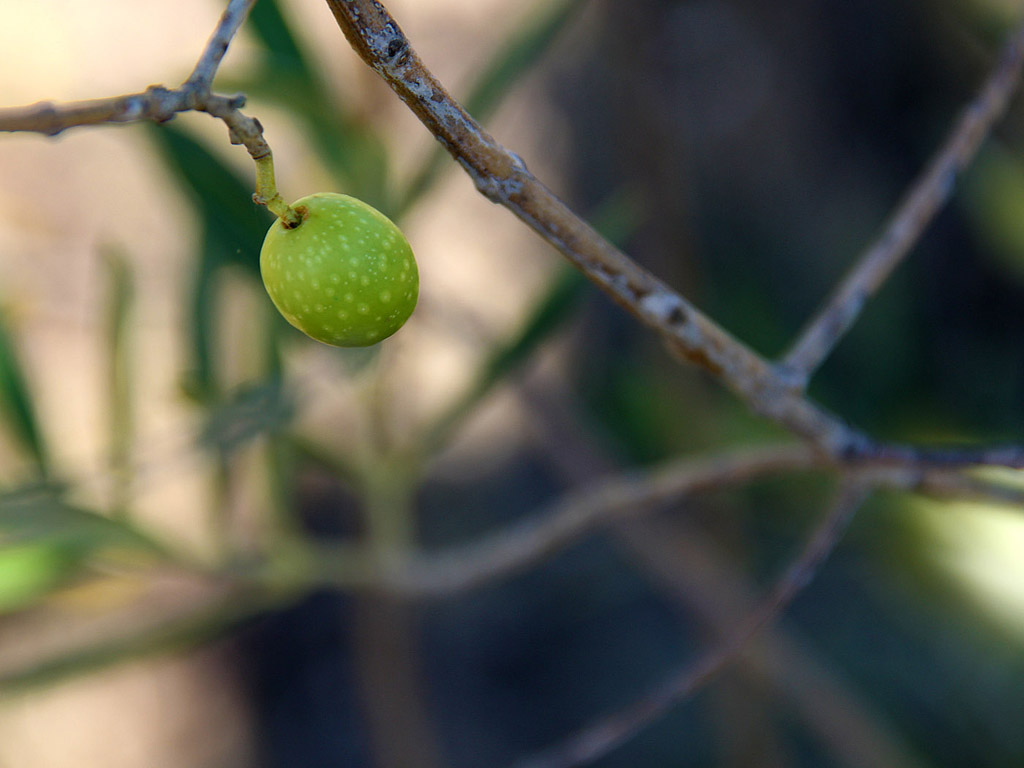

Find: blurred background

[1,0,1024,766]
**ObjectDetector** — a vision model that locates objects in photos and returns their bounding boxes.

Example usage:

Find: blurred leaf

[395,0,586,216]
[200,378,296,454]
[0,307,48,475]
[182,231,225,402]
[963,144,1024,285]
[0,591,275,694]
[102,247,134,516]
[463,0,587,124]
[231,0,391,208]
[0,485,165,555]
[147,121,270,274]
[149,122,274,398]
[0,540,83,614]
[424,267,589,451]
[0,485,174,613]
[422,186,639,451]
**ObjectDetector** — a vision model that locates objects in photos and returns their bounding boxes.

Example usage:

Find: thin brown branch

[513,482,869,768]
[0,88,193,136]
[0,0,290,214]
[782,19,1024,384]
[326,0,1024,474]
[390,444,822,597]
[0,0,259,142]
[862,440,1024,471]
[618,517,931,768]
[298,444,1024,601]
[185,0,259,94]
[323,0,863,457]
[917,468,1024,507]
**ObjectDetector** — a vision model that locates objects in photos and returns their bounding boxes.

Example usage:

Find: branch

[294,441,1023,600]
[323,0,862,456]
[185,0,259,94]
[0,87,200,136]
[390,444,821,597]
[781,19,1024,384]
[0,0,300,226]
[618,517,932,768]
[860,440,1024,471]
[326,0,1024,473]
[513,482,869,768]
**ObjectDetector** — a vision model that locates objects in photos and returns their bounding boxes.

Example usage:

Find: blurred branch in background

[516,482,868,768]
[782,19,1024,385]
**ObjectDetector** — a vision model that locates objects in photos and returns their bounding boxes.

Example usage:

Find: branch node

[143,85,178,123]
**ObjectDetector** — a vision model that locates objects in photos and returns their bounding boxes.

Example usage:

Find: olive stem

[253,153,303,228]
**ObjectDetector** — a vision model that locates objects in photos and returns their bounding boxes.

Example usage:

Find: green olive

[260,193,418,347]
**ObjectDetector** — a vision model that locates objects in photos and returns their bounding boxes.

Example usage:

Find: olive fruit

[260,192,418,347]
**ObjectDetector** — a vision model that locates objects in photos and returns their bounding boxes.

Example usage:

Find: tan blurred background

[0,1,565,764]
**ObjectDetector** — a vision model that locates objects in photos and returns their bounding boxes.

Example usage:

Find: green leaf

[395,0,586,216]
[0,540,83,614]
[0,484,164,554]
[149,122,275,399]
[424,267,589,451]
[462,0,587,122]
[247,0,311,75]
[229,0,391,208]
[101,247,135,516]
[199,378,296,455]
[420,185,639,451]
[180,230,224,402]
[0,306,49,475]
[147,121,271,274]
[0,591,277,694]
[963,145,1024,285]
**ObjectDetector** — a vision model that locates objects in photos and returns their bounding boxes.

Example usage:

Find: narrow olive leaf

[199,378,296,455]
[102,247,134,517]
[0,486,178,613]
[147,122,270,274]
[0,306,49,475]
[395,0,587,217]
[424,267,589,452]
[0,484,169,555]
[0,592,275,695]
[286,434,363,489]
[247,0,312,77]
[182,231,225,403]
[421,187,639,452]
[463,0,588,121]
[0,540,85,615]
[148,122,273,399]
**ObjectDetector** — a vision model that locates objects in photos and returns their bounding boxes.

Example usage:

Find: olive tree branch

[324,1,1024,471]
[782,19,1024,385]
[324,0,862,457]
[617,517,932,768]
[513,481,870,768]
[386,444,821,597]
[185,0,259,95]
[299,441,1023,600]
[0,0,301,227]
